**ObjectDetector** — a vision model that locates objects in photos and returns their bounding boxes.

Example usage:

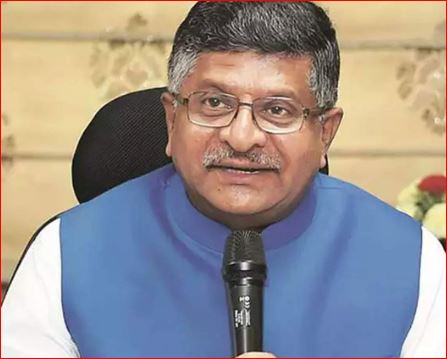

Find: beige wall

[2,1,445,281]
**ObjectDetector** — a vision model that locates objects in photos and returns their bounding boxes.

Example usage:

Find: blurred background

[2,1,445,288]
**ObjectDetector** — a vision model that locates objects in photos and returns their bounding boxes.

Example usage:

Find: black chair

[72,87,329,203]
[72,87,170,203]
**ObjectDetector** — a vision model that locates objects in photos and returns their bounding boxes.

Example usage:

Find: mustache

[202,147,282,171]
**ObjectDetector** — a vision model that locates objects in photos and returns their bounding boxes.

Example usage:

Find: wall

[2,1,445,281]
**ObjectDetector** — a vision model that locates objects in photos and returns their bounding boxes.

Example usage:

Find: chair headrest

[72,87,329,203]
[72,87,171,203]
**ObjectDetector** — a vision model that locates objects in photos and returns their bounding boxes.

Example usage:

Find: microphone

[222,230,267,356]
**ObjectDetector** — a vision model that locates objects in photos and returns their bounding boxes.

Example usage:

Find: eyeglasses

[173,91,326,134]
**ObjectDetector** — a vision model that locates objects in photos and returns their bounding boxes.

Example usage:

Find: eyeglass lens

[187,92,305,133]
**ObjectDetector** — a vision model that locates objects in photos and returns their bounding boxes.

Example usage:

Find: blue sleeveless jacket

[60,165,421,357]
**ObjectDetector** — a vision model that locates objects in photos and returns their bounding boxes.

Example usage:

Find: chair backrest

[72,87,329,203]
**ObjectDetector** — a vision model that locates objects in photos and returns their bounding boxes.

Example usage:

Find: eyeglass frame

[172,91,328,135]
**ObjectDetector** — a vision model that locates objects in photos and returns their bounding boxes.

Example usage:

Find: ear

[319,107,343,169]
[160,92,176,157]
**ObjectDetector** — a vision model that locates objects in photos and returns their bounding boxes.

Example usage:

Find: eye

[264,104,293,119]
[204,97,224,108]
[200,94,235,113]
[267,105,290,117]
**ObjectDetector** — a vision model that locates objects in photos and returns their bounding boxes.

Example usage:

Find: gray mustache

[202,147,282,171]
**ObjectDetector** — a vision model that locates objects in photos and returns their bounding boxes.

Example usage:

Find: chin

[207,191,276,217]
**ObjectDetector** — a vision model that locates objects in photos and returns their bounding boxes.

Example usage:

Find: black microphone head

[223,230,266,355]
[223,230,266,267]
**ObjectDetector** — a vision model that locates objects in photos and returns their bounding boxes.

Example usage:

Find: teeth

[207,165,265,173]
[225,168,258,174]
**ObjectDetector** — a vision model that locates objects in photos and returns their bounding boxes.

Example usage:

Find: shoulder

[316,174,420,232]
[317,173,390,204]
[61,164,176,219]
[316,174,417,219]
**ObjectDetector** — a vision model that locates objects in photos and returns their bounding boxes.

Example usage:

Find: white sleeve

[401,227,446,358]
[1,218,79,358]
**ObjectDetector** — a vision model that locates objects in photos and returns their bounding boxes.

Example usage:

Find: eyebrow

[193,79,300,101]
[192,80,231,94]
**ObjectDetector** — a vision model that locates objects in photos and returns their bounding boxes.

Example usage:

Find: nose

[218,106,268,153]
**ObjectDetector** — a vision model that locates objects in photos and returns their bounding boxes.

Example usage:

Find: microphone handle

[226,283,264,356]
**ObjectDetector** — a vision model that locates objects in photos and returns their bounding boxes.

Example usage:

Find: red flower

[418,175,446,195]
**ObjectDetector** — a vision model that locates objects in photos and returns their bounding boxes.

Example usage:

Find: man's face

[162,52,342,228]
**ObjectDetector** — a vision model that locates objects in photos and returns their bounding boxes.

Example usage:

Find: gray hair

[167,2,340,109]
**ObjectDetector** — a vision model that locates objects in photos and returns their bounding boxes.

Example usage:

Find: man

[2,2,445,358]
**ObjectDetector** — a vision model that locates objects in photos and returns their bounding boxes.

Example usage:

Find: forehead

[181,52,315,104]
